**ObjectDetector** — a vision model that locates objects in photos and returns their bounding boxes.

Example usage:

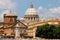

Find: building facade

[0,11,17,37]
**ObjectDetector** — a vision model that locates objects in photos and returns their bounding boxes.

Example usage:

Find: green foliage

[36,24,60,39]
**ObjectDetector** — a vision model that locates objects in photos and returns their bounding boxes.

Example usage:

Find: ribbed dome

[24,3,39,22]
[25,3,38,15]
[25,8,38,15]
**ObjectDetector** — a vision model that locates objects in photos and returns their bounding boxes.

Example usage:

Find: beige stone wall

[26,20,60,37]
[26,29,33,37]
[4,28,13,36]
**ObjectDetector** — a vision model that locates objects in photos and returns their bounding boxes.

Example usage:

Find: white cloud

[0,0,16,9]
[38,6,60,20]
[0,0,16,22]
[49,7,60,13]
[38,6,43,11]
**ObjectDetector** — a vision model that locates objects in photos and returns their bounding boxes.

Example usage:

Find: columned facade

[24,15,39,22]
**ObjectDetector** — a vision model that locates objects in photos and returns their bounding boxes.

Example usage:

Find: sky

[0,0,60,21]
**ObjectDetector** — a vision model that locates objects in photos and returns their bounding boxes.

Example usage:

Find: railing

[0,38,60,40]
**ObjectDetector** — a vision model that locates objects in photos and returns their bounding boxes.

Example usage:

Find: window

[24,29,26,32]
[10,18,13,22]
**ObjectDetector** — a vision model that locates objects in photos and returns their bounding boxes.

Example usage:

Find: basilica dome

[25,3,38,15]
[25,8,38,15]
[24,3,39,22]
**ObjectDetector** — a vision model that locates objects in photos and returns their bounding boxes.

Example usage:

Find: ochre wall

[3,15,17,36]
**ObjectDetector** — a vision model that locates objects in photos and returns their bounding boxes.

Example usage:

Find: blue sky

[15,0,60,19]
[0,0,60,21]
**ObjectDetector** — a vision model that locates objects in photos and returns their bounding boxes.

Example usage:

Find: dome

[24,3,39,22]
[25,3,38,15]
[4,10,16,16]
[25,8,38,15]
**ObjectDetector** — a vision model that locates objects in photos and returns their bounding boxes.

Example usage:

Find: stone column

[15,24,20,38]
[33,27,37,38]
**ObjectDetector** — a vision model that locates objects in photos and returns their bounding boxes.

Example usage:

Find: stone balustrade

[0,38,60,40]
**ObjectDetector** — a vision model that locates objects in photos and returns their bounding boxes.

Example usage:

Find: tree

[36,24,60,39]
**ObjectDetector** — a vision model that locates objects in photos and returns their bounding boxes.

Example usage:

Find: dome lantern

[30,3,33,8]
